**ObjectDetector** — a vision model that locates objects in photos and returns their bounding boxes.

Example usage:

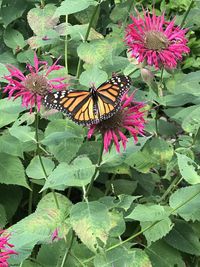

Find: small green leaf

[165,220,200,255]
[0,98,25,128]
[0,153,29,188]
[0,132,23,157]
[27,4,59,36]
[177,153,200,184]
[54,0,97,16]
[42,156,96,191]
[169,184,200,221]
[79,65,108,87]
[4,28,26,50]
[141,218,173,245]
[94,247,135,267]
[182,105,200,133]
[77,39,112,65]
[126,204,169,221]
[26,156,55,179]
[70,201,111,252]
[9,126,36,143]
[0,63,10,82]
[146,240,185,267]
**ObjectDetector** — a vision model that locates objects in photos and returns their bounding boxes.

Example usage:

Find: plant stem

[85,142,104,198]
[104,174,116,195]
[65,15,68,74]
[180,0,194,28]
[28,183,33,215]
[157,176,181,203]
[60,232,75,267]
[76,3,100,78]
[35,111,60,209]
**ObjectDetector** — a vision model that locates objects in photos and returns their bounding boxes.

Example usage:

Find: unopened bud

[141,68,154,85]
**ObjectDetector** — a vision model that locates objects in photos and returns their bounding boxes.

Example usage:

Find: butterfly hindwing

[43,75,131,125]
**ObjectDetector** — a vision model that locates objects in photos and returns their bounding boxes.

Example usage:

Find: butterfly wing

[95,75,131,120]
[44,90,100,125]
[43,75,131,125]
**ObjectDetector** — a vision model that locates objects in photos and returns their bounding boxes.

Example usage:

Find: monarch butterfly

[43,75,131,126]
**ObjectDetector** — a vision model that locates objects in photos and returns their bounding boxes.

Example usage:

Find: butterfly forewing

[43,75,131,125]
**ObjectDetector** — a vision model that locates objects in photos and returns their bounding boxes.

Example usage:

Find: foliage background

[0,0,200,266]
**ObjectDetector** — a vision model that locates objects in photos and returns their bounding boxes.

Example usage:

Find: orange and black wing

[43,90,99,125]
[95,75,131,120]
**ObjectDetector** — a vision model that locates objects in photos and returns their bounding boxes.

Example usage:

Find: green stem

[35,111,60,209]
[60,232,75,267]
[157,176,181,203]
[76,3,100,78]
[158,68,164,97]
[85,142,104,198]
[180,0,194,28]
[65,15,68,74]
[28,183,33,215]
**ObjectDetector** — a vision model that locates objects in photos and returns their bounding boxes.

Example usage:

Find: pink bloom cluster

[88,93,146,153]
[125,10,190,69]
[4,53,67,111]
[0,230,17,267]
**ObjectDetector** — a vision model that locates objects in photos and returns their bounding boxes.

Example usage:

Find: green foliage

[0,0,200,266]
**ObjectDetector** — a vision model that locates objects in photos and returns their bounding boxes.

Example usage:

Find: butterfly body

[44,75,131,125]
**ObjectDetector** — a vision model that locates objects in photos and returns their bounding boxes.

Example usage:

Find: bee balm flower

[125,10,190,69]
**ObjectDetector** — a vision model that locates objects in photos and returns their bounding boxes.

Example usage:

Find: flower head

[88,93,146,153]
[0,230,17,267]
[125,10,190,69]
[4,53,68,111]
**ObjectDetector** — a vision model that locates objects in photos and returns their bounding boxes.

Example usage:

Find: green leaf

[8,193,72,265]
[3,28,26,50]
[9,125,36,143]
[169,184,200,221]
[54,0,97,16]
[0,204,7,228]
[42,156,95,191]
[101,137,149,170]
[146,240,185,267]
[166,71,200,96]
[43,119,85,163]
[126,204,170,221]
[77,39,112,65]
[0,132,23,157]
[133,249,152,267]
[111,179,137,195]
[126,137,173,173]
[79,65,108,87]
[0,98,25,128]
[182,105,200,133]
[27,4,59,36]
[0,153,29,188]
[0,185,22,220]
[109,211,125,237]
[1,0,27,27]
[26,156,55,179]
[141,218,173,245]
[165,220,200,255]
[176,153,200,184]
[94,247,136,267]
[0,63,10,82]
[70,201,111,252]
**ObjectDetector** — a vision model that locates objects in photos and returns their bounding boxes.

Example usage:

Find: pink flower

[88,93,146,153]
[3,53,68,111]
[0,230,17,267]
[125,10,190,69]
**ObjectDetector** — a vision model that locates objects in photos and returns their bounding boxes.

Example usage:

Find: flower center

[97,110,124,134]
[144,30,169,50]
[24,73,50,95]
